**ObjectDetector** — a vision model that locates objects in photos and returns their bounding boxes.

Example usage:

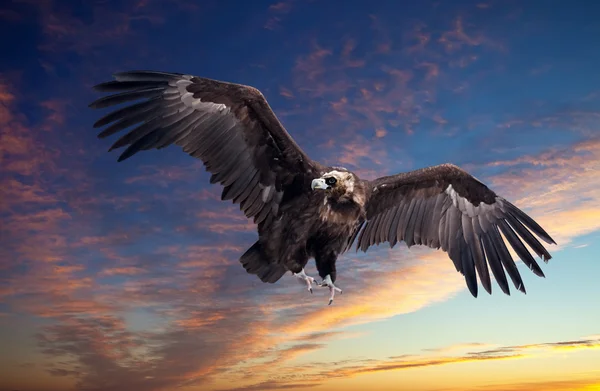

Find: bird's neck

[321,196,365,223]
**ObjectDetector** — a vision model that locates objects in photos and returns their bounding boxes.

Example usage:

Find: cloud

[9,0,200,84]
[423,342,493,354]
[0,8,21,22]
[39,99,69,129]
[0,79,60,177]
[439,16,483,52]
[213,133,600,388]
[220,335,600,391]
[329,353,523,377]
[485,137,600,247]
[33,1,166,55]
[369,14,393,54]
[264,0,295,31]
[99,266,146,276]
[293,42,334,85]
[279,86,295,99]
[467,336,600,358]
[469,378,600,391]
[4,72,598,390]
[2,3,600,391]
[283,11,508,151]
[0,78,75,274]
[218,380,321,391]
[123,161,206,188]
[194,208,255,234]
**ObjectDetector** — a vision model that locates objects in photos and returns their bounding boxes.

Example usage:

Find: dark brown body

[240,169,367,284]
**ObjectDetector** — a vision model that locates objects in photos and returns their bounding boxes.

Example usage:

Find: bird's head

[311,169,365,205]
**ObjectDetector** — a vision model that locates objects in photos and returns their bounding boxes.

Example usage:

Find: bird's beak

[311,178,328,191]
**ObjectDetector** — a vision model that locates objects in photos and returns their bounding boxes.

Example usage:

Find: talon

[319,274,342,305]
[294,268,316,294]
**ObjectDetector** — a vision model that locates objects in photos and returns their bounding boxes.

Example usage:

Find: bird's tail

[239,241,288,283]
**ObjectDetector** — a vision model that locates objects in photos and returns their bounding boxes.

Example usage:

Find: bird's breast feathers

[317,198,364,228]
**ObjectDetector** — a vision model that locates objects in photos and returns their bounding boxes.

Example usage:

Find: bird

[89,70,556,305]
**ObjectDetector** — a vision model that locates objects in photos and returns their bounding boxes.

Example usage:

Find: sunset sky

[1,0,600,390]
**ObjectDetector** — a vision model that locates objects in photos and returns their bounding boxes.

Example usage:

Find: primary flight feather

[90,70,556,305]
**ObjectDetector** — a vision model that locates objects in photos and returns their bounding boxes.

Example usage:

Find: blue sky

[1,0,599,390]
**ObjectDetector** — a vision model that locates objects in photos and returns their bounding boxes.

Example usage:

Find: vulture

[89,70,556,305]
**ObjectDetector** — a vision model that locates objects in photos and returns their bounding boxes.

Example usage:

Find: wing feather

[429,194,444,249]
[490,224,525,293]
[446,205,463,273]
[408,197,425,247]
[400,197,417,244]
[379,208,395,244]
[354,163,556,297]
[481,233,509,295]
[459,234,478,296]
[90,70,322,234]
[368,213,383,249]
[387,205,402,248]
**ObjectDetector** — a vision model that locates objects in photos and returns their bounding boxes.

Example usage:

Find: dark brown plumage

[90,70,556,304]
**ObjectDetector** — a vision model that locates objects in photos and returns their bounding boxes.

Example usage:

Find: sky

[1,0,600,390]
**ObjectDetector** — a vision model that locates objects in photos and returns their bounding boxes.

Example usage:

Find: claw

[294,268,316,294]
[319,275,342,305]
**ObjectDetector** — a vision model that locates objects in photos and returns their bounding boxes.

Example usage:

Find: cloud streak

[219,335,600,391]
[1,1,600,391]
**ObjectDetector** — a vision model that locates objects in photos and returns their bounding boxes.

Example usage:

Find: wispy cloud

[35,1,165,55]
[219,335,600,390]
[439,377,600,391]
[264,0,296,31]
[486,137,600,246]
[2,1,600,390]
[439,16,505,54]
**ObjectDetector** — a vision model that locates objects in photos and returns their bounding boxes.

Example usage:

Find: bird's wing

[90,70,322,228]
[357,163,556,297]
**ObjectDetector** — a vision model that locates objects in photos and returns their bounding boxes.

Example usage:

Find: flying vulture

[90,70,556,305]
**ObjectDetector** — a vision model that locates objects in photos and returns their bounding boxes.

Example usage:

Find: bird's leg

[294,268,316,294]
[319,274,342,305]
[315,252,341,305]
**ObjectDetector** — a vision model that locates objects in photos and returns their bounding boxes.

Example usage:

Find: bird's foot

[319,274,342,305]
[294,268,316,294]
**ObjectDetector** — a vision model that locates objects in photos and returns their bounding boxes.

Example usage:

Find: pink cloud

[264,0,295,30]
[1,6,597,391]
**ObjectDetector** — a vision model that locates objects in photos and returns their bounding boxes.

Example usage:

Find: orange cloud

[2,7,599,391]
[479,379,600,391]
[275,250,467,338]
[222,335,600,391]
[195,207,255,234]
[486,137,600,248]
[375,128,387,138]
[0,80,59,176]
[99,266,145,276]
[208,136,600,390]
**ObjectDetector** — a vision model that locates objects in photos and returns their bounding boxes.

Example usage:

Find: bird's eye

[325,177,337,185]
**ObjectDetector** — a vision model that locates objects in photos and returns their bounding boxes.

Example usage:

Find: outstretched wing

[357,163,556,297]
[90,70,322,229]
